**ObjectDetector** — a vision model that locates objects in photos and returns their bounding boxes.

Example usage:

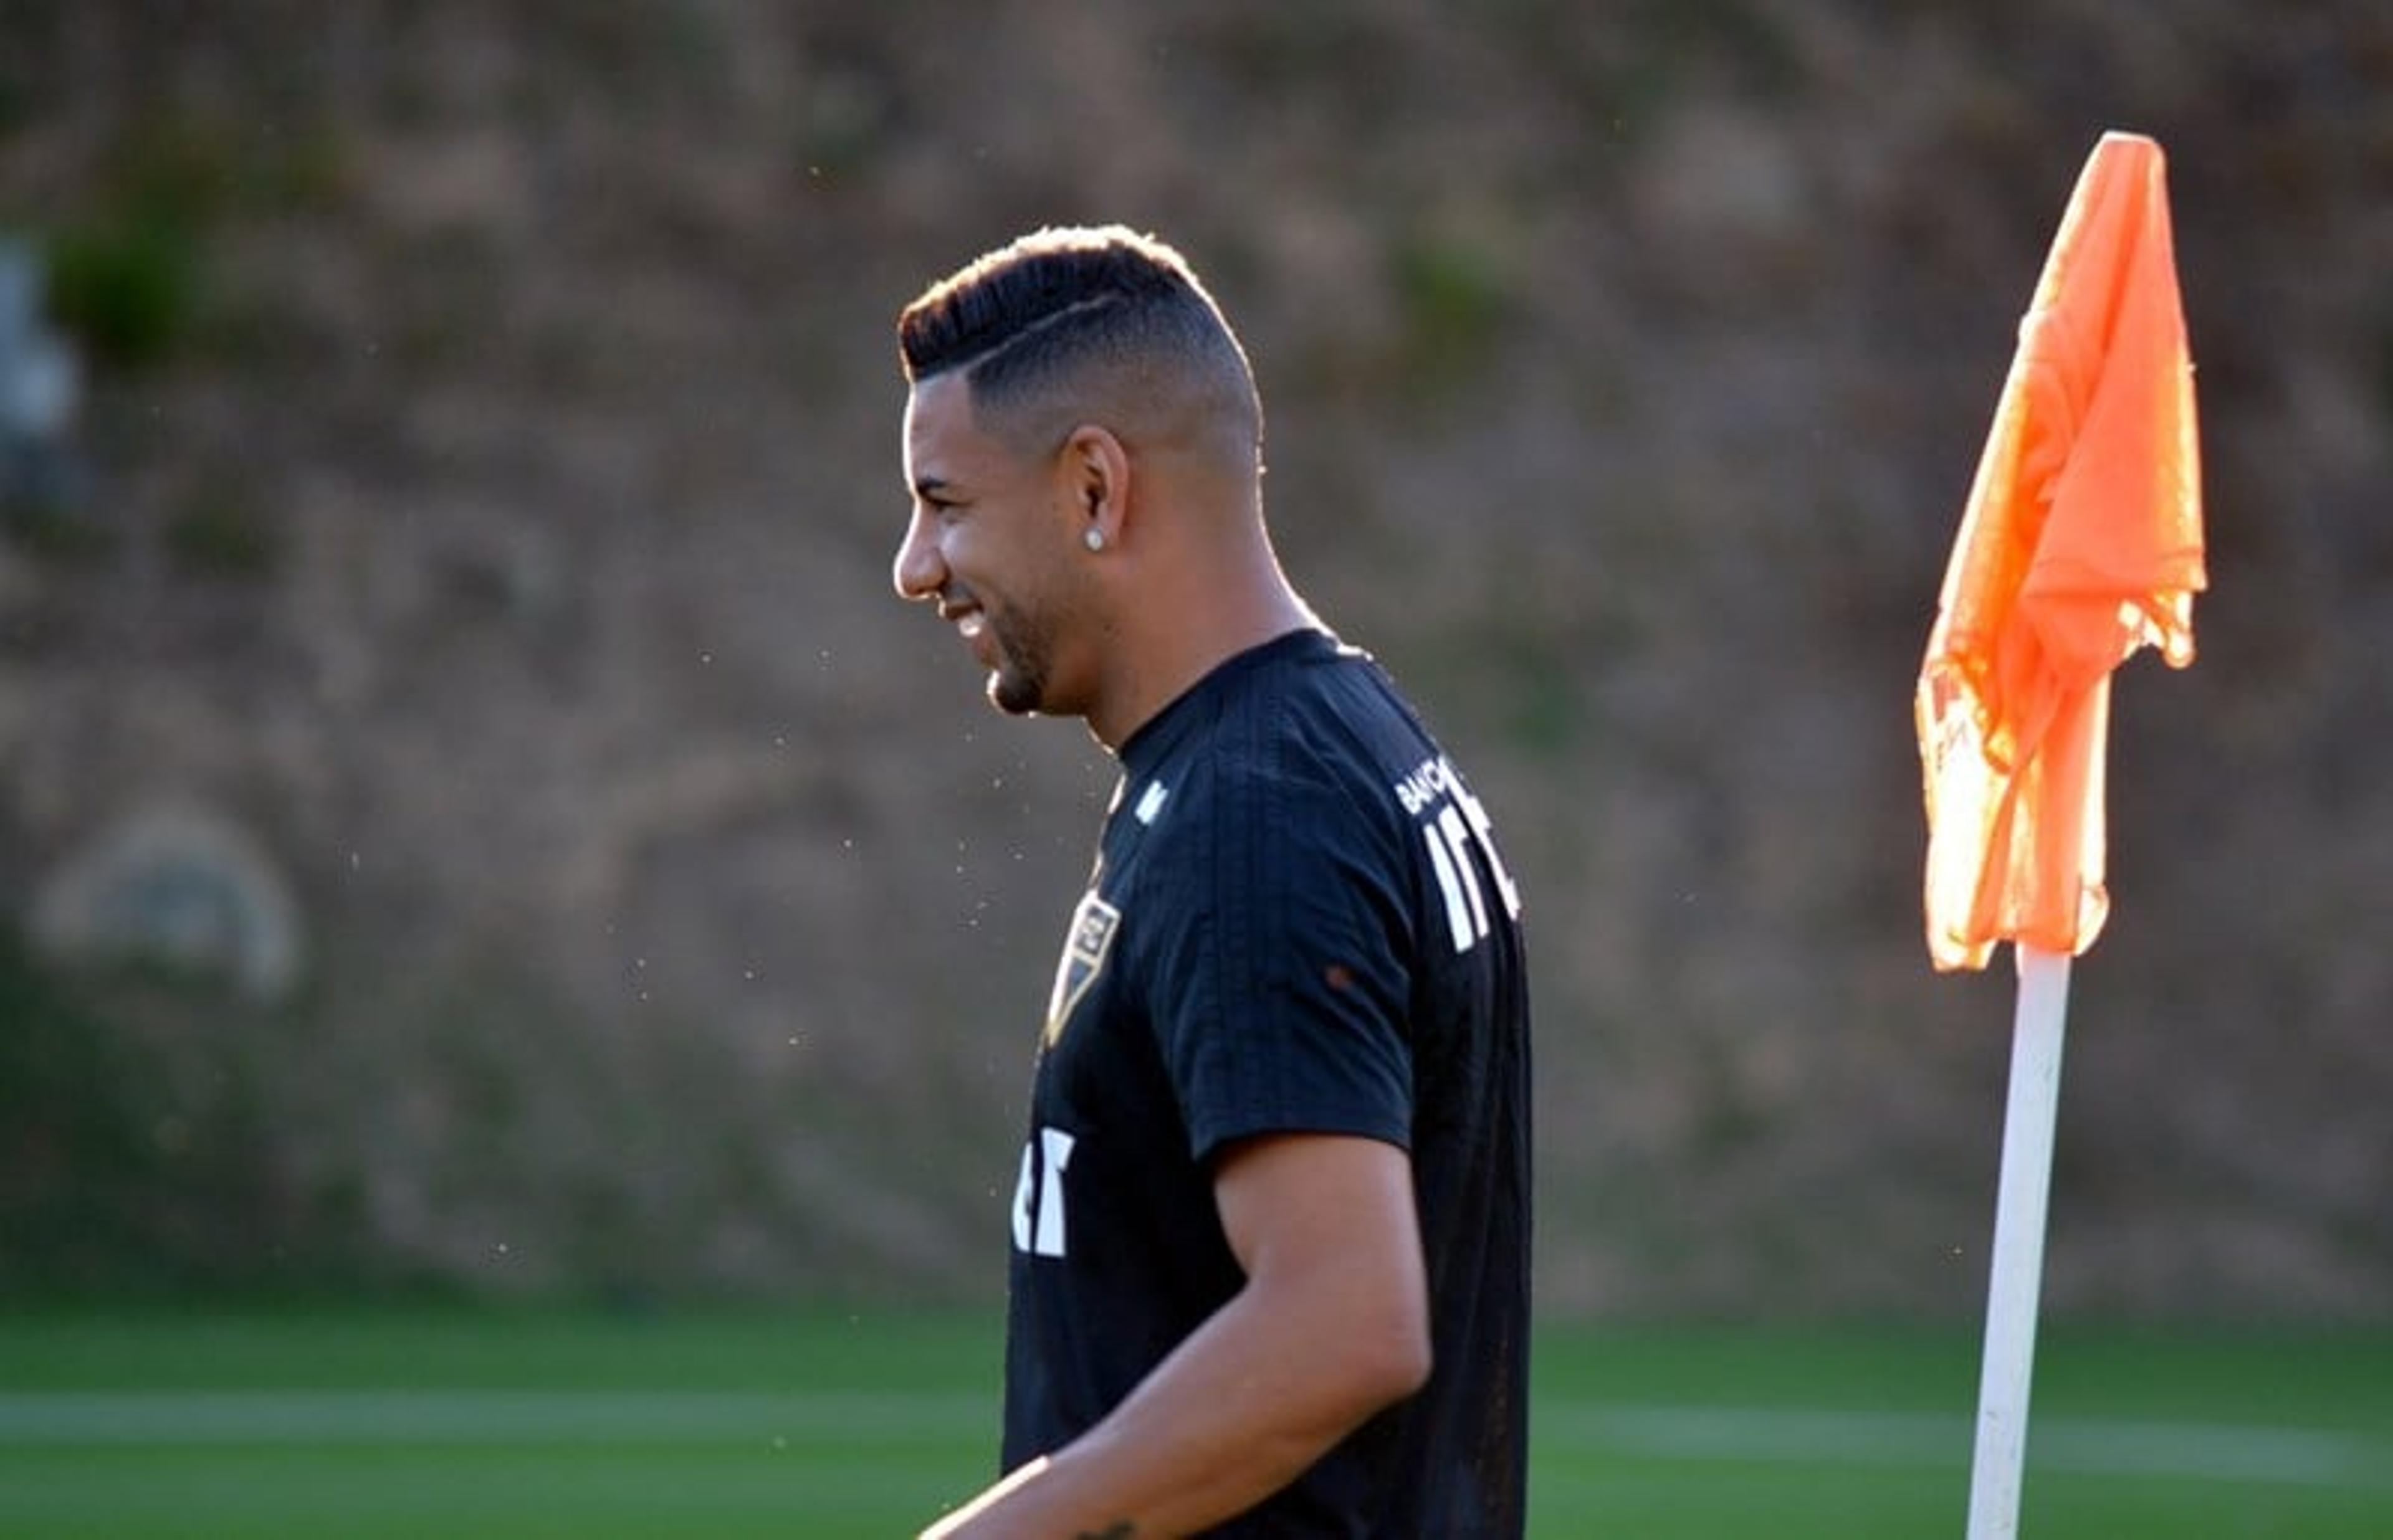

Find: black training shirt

[1000,627,1532,1537]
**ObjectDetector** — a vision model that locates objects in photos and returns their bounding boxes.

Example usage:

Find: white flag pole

[1965,943,2074,1539]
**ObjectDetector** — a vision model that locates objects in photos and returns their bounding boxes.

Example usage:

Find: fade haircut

[897,226,1263,472]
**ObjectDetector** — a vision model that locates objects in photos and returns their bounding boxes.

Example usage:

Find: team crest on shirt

[1043,892,1121,1046]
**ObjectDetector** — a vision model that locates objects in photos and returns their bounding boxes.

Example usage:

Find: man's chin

[987,670,1047,718]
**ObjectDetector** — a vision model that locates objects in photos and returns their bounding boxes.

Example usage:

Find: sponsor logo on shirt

[1395,754,1522,954]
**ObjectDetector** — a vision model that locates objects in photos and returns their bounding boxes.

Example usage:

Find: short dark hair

[897,226,1261,463]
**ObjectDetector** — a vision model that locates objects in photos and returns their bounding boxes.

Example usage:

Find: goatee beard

[990,665,1045,716]
[985,608,1050,716]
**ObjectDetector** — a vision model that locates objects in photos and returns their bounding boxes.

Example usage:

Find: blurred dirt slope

[1,1,2387,1316]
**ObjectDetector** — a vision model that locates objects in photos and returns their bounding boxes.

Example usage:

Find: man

[893,226,1531,1538]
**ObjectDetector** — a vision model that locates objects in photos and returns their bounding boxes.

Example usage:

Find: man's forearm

[920,1269,1425,1538]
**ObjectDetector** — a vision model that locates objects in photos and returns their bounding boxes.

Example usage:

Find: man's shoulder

[1220,644,1434,781]
[1168,682,1417,830]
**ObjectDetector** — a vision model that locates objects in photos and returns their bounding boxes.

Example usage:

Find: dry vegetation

[2,1,2388,1317]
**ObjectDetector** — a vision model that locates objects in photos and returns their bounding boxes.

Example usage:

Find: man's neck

[1086,569,1317,753]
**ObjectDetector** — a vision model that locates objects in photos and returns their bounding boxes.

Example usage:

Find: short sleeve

[1137,759,1415,1164]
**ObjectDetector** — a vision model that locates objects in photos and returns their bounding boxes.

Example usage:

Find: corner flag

[1918,130,2206,972]
[1916,132,2205,1539]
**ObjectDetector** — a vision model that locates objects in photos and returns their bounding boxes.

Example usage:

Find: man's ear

[1059,424,1130,550]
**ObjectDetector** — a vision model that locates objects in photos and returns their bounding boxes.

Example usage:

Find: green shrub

[165,487,280,580]
[0,929,339,1298]
[43,216,199,369]
[1390,234,1512,392]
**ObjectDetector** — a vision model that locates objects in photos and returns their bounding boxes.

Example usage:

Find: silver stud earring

[1084,528,1105,553]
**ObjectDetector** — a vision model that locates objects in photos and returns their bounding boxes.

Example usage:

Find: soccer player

[894,227,1532,1538]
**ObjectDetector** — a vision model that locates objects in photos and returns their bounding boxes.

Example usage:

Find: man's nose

[892,508,945,602]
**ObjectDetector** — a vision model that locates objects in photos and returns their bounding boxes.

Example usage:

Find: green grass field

[1,1308,2387,1537]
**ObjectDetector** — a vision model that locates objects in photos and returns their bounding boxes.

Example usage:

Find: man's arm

[920,1132,1432,1539]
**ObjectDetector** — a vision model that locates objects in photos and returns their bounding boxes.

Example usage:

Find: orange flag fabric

[1918,131,2206,971]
